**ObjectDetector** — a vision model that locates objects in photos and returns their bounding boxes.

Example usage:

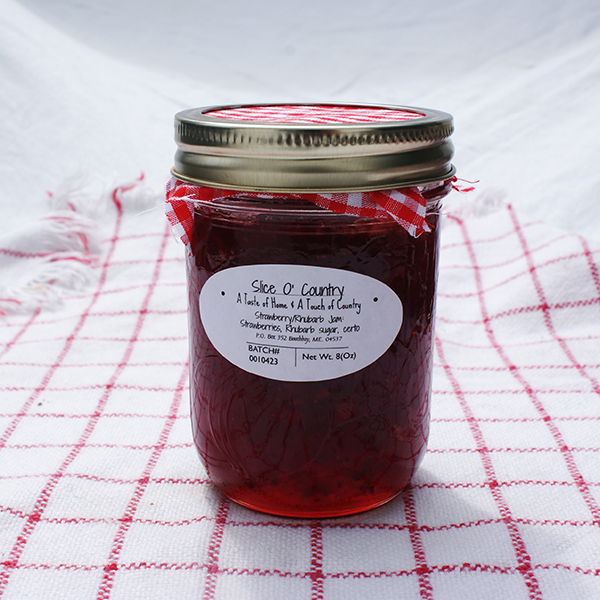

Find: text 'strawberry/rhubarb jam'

[166,103,455,518]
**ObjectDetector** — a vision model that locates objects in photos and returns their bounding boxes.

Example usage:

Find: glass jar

[167,103,455,518]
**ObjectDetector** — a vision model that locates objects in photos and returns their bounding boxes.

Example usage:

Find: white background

[2,0,600,239]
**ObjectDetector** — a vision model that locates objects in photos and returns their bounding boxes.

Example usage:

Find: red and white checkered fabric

[206,105,424,123]
[165,177,432,244]
[1,179,600,599]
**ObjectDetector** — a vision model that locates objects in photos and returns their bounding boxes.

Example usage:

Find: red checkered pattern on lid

[2,176,600,599]
[205,104,424,123]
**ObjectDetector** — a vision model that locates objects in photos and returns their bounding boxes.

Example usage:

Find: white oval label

[199,264,403,382]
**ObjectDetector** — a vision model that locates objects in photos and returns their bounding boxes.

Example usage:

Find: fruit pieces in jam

[187,186,445,517]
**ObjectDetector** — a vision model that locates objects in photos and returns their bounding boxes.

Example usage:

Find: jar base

[217,486,406,519]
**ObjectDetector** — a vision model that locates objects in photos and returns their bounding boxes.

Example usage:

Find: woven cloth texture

[1,187,599,600]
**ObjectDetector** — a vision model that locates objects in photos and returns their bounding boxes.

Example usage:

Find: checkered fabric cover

[1,182,599,600]
[205,105,424,123]
[164,177,433,244]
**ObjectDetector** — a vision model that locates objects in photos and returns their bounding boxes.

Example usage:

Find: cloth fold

[0,176,158,315]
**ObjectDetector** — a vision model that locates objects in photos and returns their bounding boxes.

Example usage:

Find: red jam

[187,183,448,517]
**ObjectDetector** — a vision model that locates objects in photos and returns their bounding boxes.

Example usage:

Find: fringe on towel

[0,174,158,316]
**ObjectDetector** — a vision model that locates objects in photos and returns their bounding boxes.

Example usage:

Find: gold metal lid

[172,103,455,192]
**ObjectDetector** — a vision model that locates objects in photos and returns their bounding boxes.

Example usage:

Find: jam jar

[167,103,455,518]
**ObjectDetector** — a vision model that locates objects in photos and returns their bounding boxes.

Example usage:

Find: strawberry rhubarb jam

[167,103,455,517]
